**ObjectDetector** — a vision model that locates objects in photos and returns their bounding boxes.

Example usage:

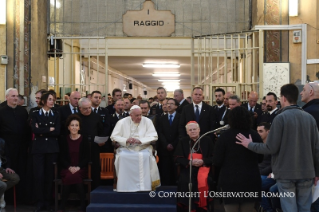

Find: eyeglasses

[81,107,91,111]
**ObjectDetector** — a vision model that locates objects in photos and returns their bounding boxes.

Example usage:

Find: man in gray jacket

[236,83,319,212]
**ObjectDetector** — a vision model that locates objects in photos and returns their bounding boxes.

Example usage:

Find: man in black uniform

[78,97,106,190]
[91,91,111,152]
[0,88,30,202]
[106,88,122,115]
[59,91,81,135]
[212,88,228,129]
[110,99,128,134]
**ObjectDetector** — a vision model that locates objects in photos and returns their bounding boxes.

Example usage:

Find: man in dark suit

[258,92,279,125]
[139,100,157,128]
[158,98,180,185]
[179,87,215,140]
[78,97,106,190]
[241,91,262,129]
[212,88,228,129]
[106,88,122,115]
[150,87,167,116]
[58,91,81,135]
[174,89,189,114]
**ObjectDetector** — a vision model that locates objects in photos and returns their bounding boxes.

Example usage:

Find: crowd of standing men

[0,82,319,212]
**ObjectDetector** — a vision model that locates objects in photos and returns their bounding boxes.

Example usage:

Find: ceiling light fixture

[152,73,181,77]
[143,63,180,68]
[158,80,180,82]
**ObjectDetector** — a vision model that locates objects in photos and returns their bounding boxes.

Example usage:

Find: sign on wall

[123,0,175,37]
[263,63,290,97]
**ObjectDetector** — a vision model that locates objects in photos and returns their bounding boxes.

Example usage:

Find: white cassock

[110,116,161,192]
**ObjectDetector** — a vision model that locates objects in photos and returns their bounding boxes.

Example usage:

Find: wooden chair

[53,162,92,212]
[100,153,115,180]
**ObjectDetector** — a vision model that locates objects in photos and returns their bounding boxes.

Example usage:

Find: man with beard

[123,98,132,116]
[213,88,228,129]
[29,89,47,114]
[258,92,278,125]
[78,98,106,190]
[151,87,167,116]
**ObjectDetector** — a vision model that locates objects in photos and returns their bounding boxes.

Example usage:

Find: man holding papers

[78,97,106,190]
[111,105,160,192]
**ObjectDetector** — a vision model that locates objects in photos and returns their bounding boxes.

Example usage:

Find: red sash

[188,153,210,208]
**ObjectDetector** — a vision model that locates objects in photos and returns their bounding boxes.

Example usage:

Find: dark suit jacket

[302,99,319,130]
[158,113,181,150]
[212,105,229,129]
[59,135,89,169]
[110,113,129,134]
[151,103,163,116]
[179,102,215,140]
[59,104,78,135]
[93,107,111,136]
[176,99,190,114]
[106,104,115,115]
[241,103,262,129]
[30,109,60,154]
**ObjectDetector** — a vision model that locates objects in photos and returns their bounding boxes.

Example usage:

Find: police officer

[91,91,111,152]
[30,92,60,212]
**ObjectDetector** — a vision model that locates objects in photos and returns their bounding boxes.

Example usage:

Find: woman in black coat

[58,114,89,212]
[213,106,263,212]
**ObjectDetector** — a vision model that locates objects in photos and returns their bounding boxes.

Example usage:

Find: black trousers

[91,143,101,190]
[33,153,57,206]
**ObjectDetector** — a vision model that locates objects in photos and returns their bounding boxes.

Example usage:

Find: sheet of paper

[312,183,319,203]
[94,136,109,144]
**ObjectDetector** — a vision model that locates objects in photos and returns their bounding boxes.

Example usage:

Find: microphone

[188,124,230,212]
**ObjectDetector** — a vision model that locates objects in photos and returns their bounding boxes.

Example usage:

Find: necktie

[195,105,200,122]
[73,107,77,114]
[159,104,162,110]
[169,114,173,125]
[119,113,123,119]
[250,107,253,113]
[94,108,97,114]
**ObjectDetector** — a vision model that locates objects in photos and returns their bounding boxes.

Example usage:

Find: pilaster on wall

[0,25,6,101]
[30,0,48,92]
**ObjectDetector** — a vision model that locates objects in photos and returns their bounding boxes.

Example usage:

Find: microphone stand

[188,125,229,212]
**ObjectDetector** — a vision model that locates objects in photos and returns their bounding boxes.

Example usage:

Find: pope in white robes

[111,105,161,192]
